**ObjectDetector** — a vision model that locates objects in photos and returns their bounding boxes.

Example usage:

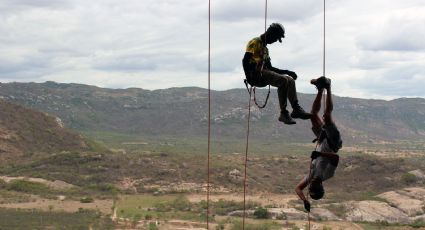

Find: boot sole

[291,113,312,120]
[278,118,296,125]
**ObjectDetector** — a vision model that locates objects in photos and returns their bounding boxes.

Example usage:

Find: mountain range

[0,81,424,145]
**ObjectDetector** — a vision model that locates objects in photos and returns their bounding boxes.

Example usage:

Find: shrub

[7,180,50,194]
[216,223,225,230]
[409,220,425,228]
[0,179,7,189]
[402,173,417,184]
[80,197,94,203]
[87,183,119,194]
[172,195,191,211]
[148,223,158,230]
[253,207,269,219]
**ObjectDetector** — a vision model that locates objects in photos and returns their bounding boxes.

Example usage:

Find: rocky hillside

[0,99,88,160]
[0,81,424,144]
[237,186,425,225]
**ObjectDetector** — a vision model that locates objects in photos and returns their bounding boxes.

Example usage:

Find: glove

[303,200,311,212]
[286,70,298,80]
[311,151,321,160]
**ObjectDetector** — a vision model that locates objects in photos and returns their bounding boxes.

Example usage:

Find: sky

[0,0,424,99]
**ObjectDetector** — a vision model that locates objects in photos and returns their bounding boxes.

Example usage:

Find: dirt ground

[187,193,298,208]
[120,218,366,230]
[0,197,113,214]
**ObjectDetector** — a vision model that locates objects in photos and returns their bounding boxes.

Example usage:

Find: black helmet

[267,23,285,42]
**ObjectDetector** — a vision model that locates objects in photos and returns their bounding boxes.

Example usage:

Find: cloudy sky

[0,0,424,99]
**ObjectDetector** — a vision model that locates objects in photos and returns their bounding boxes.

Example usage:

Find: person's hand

[311,151,321,160]
[286,70,298,80]
[303,200,311,212]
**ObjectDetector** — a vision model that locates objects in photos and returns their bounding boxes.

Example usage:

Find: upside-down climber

[295,76,343,212]
[242,22,311,125]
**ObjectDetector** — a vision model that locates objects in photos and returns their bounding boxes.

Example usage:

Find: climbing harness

[244,80,271,109]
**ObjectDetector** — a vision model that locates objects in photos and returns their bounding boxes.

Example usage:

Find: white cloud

[0,0,424,99]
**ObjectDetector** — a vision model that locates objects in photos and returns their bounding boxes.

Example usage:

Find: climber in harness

[242,22,311,125]
[295,76,342,212]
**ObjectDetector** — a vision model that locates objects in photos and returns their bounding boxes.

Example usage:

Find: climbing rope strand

[253,85,271,109]
[307,137,320,230]
[254,0,270,110]
[265,0,268,33]
[206,0,211,229]
[242,87,253,230]
[308,3,327,228]
[243,1,268,228]
[323,0,326,77]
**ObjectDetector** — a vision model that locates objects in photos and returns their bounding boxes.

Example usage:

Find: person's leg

[323,85,333,125]
[311,89,324,129]
[260,70,298,124]
[277,86,288,112]
[287,79,311,120]
[261,69,290,111]
[321,80,342,152]
[287,77,297,107]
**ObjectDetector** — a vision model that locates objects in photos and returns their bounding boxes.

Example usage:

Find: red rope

[242,87,252,229]
[307,158,313,230]
[206,0,211,229]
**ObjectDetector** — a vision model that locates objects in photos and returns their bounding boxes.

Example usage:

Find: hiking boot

[311,76,331,90]
[278,110,296,125]
[291,105,312,120]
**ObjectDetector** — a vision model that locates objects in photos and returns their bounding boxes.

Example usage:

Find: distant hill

[0,99,88,160]
[0,81,424,144]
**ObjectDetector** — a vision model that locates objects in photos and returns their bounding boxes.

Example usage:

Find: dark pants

[248,69,298,112]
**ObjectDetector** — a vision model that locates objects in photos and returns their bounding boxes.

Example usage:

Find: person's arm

[295,177,308,201]
[264,59,298,80]
[242,52,256,73]
[295,177,311,212]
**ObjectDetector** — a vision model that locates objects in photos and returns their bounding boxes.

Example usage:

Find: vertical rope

[242,2,267,229]
[206,0,211,229]
[323,0,326,77]
[308,1,327,230]
[242,88,252,230]
[322,0,327,125]
[265,0,268,33]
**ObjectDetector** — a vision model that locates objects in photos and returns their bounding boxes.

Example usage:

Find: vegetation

[229,220,281,230]
[1,85,425,229]
[0,209,113,230]
[253,207,269,219]
[115,194,262,223]
[409,220,425,228]
[402,172,417,184]
[7,180,51,194]
[80,197,94,203]
[116,194,200,221]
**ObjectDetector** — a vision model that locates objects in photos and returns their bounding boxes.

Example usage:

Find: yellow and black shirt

[245,37,269,67]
